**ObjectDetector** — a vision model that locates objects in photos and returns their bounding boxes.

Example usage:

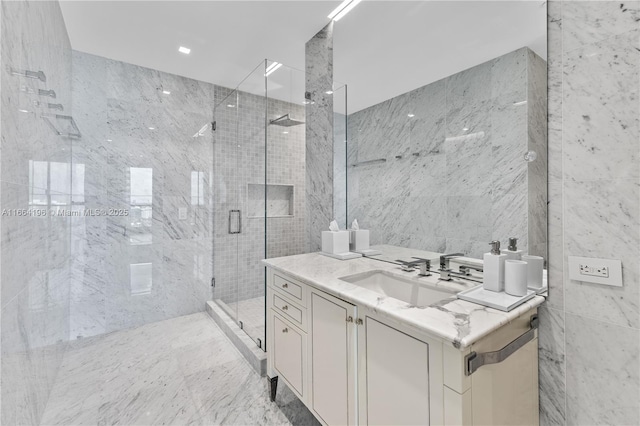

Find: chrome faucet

[395,257,432,276]
[439,253,464,271]
[437,253,483,283]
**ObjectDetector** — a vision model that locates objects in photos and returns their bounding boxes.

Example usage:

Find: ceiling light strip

[328,0,362,21]
[265,62,283,77]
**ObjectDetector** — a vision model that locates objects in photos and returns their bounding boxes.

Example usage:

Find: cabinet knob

[346,316,353,323]
[282,283,289,288]
[355,318,363,325]
[282,305,289,311]
[282,328,289,333]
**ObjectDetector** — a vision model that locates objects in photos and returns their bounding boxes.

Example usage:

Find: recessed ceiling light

[328,0,362,21]
[107,139,113,142]
[265,62,282,77]
[227,104,235,108]
[407,113,415,118]
[162,90,171,95]
[283,131,289,134]
[178,46,191,55]
[148,127,155,130]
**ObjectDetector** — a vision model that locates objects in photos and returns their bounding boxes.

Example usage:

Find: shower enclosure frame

[211,59,310,351]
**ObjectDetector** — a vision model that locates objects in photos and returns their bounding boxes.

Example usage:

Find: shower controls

[38,89,56,98]
[10,67,46,82]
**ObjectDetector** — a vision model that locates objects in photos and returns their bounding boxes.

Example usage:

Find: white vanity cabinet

[358,316,433,425]
[310,291,357,425]
[266,268,539,426]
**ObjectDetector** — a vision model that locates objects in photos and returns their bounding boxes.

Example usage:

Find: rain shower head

[269,114,305,127]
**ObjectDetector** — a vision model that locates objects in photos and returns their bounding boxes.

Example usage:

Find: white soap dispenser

[502,237,524,261]
[483,240,507,292]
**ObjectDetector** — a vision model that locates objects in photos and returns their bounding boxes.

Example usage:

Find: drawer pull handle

[346,316,353,323]
[282,328,289,333]
[282,283,289,288]
[282,305,289,311]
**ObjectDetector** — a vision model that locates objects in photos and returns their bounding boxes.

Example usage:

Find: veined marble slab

[263,252,544,349]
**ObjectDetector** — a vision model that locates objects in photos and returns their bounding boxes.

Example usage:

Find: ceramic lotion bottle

[483,240,507,292]
[502,237,524,261]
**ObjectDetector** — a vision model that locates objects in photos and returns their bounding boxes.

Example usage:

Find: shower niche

[248,183,294,218]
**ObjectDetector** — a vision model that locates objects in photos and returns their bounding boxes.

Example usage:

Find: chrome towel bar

[465,314,538,376]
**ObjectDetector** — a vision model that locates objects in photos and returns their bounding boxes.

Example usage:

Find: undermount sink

[339,270,457,307]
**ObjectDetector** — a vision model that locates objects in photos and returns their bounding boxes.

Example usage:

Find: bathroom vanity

[264,252,544,426]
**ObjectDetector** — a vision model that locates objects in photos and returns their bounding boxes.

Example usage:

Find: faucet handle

[411,257,432,276]
[411,257,431,269]
[395,259,416,272]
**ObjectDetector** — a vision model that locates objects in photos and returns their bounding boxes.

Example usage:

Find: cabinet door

[311,292,356,426]
[273,314,305,396]
[363,317,430,425]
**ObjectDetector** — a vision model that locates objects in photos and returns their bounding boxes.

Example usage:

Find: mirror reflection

[335,1,548,265]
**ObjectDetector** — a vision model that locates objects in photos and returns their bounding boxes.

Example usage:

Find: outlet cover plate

[568,256,622,287]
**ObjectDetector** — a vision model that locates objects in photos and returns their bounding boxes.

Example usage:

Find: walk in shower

[211,60,347,349]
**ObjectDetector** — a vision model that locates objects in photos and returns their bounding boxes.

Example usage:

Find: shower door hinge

[211,277,215,287]
[257,338,262,349]
[212,121,216,131]
[239,320,244,330]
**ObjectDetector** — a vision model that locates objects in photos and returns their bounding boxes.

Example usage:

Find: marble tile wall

[347,48,547,259]
[306,23,335,252]
[334,111,348,228]
[0,1,72,424]
[541,2,640,425]
[70,51,214,338]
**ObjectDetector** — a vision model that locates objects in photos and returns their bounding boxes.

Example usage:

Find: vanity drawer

[273,294,304,326]
[273,274,305,304]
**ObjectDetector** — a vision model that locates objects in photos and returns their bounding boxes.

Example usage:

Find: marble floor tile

[40,312,315,426]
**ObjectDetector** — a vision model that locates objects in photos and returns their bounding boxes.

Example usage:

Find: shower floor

[216,296,265,346]
[39,312,318,425]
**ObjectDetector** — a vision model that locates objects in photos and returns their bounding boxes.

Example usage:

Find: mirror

[333,1,547,264]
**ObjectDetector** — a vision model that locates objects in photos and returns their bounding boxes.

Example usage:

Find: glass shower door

[212,60,310,351]
[211,86,241,325]
[212,61,268,349]
[234,62,268,348]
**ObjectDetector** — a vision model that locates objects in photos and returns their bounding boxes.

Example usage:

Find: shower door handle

[229,209,241,234]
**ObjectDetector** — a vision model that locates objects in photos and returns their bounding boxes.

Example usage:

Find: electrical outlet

[579,263,609,278]
[178,207,187,220]
[568,256,622,287]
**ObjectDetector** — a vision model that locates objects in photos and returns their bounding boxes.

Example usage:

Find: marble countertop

[263,251,545,349]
